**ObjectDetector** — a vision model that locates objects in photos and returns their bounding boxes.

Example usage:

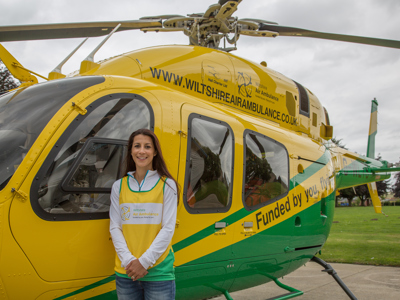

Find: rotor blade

[237,20,260,31]
[140,15,185,20]
[141,27,184,32]
[239,18,278,25]
[215,0,240,20]
[204,4,221,18]
[239,29,278,38]
[0,20,162,42]
[259,23,400,49]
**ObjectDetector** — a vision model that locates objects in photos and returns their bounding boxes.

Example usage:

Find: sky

[1,0,400,170]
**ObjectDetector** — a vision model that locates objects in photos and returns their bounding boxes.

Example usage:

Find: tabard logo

[121,206,131,221]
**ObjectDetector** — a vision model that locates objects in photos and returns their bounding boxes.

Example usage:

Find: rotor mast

[141,0,278,52]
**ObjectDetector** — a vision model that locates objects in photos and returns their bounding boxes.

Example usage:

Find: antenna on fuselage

[48,38,88,80]
[79,23,121,74]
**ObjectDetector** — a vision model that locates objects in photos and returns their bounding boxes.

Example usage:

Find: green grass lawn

[319,206,400,266]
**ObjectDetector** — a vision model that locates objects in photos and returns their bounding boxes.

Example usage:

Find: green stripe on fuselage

[290,150,331,190]
[173,208,249,252]
[54,275,115,300]
[177,190,335,268]
[173,149,330,253]
[87,291,117,300]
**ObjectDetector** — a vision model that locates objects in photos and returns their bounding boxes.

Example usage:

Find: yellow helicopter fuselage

[0,45,389,299]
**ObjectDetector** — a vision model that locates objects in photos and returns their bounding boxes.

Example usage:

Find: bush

[383,200,400,206]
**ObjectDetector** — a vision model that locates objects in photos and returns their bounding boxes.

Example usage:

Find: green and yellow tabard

[115,175,174,281]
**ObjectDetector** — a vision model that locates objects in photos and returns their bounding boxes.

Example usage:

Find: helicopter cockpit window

[243,130,289,210]
[323,107,330,125]
[32,93,153,221]
[0,76,104,191]
[294,81,310,117]
[184,115,234,213]
[60,138,127,194]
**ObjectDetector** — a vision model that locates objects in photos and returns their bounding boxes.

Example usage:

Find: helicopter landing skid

[264,277,303,300]
[311,256,358,300]
[218,272,303,300]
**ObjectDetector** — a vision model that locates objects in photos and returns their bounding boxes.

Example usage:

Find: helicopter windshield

[0,76,105,190]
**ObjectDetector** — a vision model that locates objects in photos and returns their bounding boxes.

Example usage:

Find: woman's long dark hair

[124,129,180,203]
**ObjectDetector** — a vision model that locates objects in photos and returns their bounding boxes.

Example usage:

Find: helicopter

[1,0,400,299]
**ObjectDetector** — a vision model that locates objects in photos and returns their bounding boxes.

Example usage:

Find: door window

[0,76,104,190]
[32,93,153,220]
[184,115,234,213]
[243,130,289,210]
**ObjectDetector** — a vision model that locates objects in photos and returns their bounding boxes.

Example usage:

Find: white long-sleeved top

[109,170,177,270]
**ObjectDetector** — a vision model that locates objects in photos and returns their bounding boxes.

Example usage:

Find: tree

[353,155,390,206]
[351,179,390,206]
[331,137,348,150]
[336,152,390,206]
[338,187,356,206]
[372,155,390,202]
[392,172,400,198]
[376,179,390,198]
[0,61,19,94]
[354,184,369,206]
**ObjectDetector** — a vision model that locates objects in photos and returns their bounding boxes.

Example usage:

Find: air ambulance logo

[121,206,131,221]
[237,72,252,98]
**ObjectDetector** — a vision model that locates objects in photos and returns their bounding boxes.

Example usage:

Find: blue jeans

[115,276,175,300]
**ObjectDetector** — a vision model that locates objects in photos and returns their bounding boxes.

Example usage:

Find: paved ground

[212,262,400,300]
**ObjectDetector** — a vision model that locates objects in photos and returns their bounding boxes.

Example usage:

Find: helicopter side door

[173,103,242,300]
[9,91,158,284]
[228,126,293,291]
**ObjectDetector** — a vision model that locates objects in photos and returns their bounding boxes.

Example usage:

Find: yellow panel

[369,111,378,135]
[172,103,242,248]
[368,182,382,214]
[8,77,167,283]
[0,43,38,83]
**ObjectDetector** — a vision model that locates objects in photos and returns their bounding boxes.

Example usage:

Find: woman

[110,129,179,300]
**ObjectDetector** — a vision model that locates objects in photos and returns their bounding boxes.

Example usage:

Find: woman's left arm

[138,179,177,270]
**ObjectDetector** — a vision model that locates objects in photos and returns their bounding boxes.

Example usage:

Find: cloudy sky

[1,0,400,168]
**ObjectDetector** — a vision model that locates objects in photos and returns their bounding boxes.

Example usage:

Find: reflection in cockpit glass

[36,96,151,215]
[244,133,289,208]
[0,76,105,190]
[186,117,233,210]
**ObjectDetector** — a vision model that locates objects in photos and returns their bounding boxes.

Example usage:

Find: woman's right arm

[109,179,136,268]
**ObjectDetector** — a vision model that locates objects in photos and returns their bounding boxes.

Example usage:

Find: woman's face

[131,134,157,172]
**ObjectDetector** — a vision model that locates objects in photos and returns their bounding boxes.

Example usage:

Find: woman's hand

[125,259,148,281]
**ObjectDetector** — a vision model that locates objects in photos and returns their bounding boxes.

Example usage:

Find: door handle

[284,246,295,253]
[215,222,227,229]
[243,221,253,228]
[320,214,327,225]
